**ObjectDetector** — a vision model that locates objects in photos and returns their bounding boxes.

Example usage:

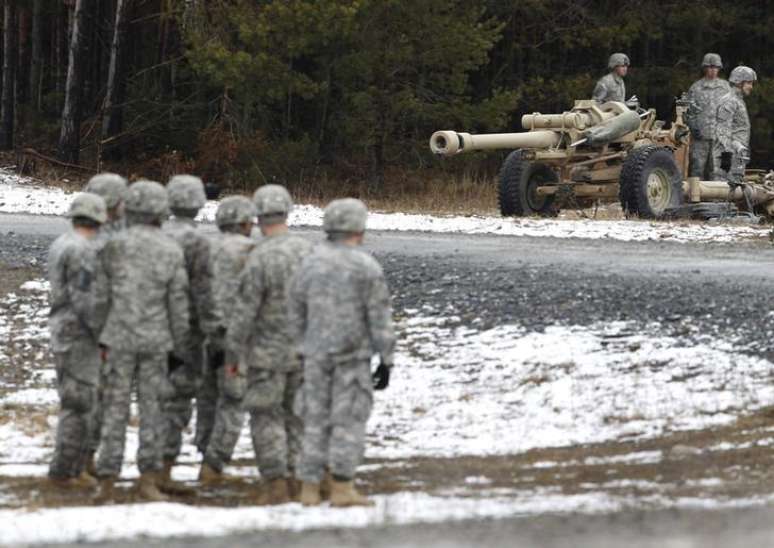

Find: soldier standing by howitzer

[714,65,757,182]
[199,196,258,482]
[47,193,108,489]
[685,53,730,180]
[81,173,127,476]
[289,198,396,507]
[95,180,192,502]
[225,185,313,504]
[593,53,630,104]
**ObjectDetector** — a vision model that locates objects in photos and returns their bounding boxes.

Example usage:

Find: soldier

[289,198,395,508]
[82,172,127,476]
[593,53,629,104]
[713,65,757,181]
[224,185,312,504]
[95,180,191,502]
[198,196,257,483]
[685,53,731,180]
[160,175,218,488]
[47,193,108,488]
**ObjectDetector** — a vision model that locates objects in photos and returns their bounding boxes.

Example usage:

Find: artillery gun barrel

[430,130,560,156]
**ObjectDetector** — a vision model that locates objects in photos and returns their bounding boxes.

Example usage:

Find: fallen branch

[22,148,93,172]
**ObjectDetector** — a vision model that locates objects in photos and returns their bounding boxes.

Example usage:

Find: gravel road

[3,212,774,546]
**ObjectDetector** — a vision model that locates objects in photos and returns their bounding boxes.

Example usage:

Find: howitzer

[430,97,774,220]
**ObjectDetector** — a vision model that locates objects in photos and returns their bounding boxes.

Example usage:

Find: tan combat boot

[257,478,290,505]
[71,470,98,489]
[160,458,175,482]
[287,477,302,501]
[136,471,169,502]
[299,482,321,506]
[94,478,116,504]
[329,480,374,508]
[84,451,97,478]
[198,462,222,484]
[320,470,333,501]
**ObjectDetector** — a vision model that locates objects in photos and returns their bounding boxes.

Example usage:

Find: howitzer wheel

[619,146,683,219]
[498,150,558,217]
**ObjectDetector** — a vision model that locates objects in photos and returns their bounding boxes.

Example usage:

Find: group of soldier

[47,175,395,508]
[594,52,756,181]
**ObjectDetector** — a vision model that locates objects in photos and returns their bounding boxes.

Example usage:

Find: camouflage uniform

[686,55,730,179]
[592,73,626,103]
[713,66,756,181]
[289,200,395,484]
[227,231,312,479]
[160,176,219,464]
[593,53,629,104]
[83,173,127,457]
[201,197,257,472]
[96,181,191,479]
[47,194,107,480]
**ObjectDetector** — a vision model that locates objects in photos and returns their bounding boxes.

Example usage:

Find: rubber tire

[619,145,683,219]
[498,150,558,217]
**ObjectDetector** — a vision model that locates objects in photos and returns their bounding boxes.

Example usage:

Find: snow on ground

[4,278,774,543]
[3,488,774,545]
[0,168,768,244]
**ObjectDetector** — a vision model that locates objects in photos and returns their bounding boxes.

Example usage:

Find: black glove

[168,353,185,373]
[204,182,221,200]
[208,348,225,370]
[372,362,391,390]
[720,151,733,172]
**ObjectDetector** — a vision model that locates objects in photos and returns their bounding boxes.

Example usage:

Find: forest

[3,0,774,199]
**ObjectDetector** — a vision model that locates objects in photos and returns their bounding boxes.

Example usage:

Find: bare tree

[102,0,131,158]
[0,0,16,150]
[29,0,42,110]
[57,0,90,163]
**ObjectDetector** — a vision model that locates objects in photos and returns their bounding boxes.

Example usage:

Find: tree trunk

[0,0,17,151]
[101,0,131,159]
[29,0,42,110]
[57,0,90,163]
[15,3,28,105]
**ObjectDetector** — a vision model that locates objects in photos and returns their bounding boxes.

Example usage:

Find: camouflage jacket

[162,217,219,339]
[210,232,256,357]
[98,224,191,356]
[715,87,750,155]
[288,241,396,364]
[93,218,125,252]
[592,72,625,103]
[226,232,313,370]
[47,229,101,352]
[685,77,730,140]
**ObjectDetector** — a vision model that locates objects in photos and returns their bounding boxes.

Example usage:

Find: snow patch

[0,170,767,243]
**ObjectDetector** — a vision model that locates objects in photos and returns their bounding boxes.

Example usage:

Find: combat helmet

[84,173,127,209]
[253,184,293,217]
[66,193,107,224]
[608,53,630,70]
[323,198,367,234]
[701,53,723,69]
[216,196,256,228]
[123,180,169,218]
[729,65,757,84]
[167,174,207,212]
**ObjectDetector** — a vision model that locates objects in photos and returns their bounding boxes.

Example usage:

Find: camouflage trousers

[87,366,108,454]
[96,351,166,477]
[243,368,303,480]
[298,356,373,483]
[690,138,715,180]
[49,339,100,479]
[194,358,219,454]
[161,344,203,462]
[202,363,247,473]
